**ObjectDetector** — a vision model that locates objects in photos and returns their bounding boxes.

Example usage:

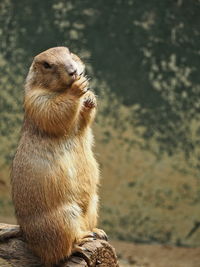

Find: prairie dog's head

[25,47,85,91]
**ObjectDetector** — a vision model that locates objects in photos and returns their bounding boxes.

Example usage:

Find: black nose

[68,69,77,76]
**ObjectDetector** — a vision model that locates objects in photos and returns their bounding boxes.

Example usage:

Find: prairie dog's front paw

[83,91,97,109]
[69,76,89,97]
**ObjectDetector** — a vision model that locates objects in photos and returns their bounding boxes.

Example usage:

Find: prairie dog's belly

[12,133,98,218]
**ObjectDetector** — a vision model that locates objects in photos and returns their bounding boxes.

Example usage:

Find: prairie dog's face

[26,47,85,91]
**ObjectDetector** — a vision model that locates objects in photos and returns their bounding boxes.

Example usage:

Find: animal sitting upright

[11,47,107,265]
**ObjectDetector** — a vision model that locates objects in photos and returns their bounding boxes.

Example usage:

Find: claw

[92,228,108,241]
[69,76,89,97]
[72,245,91,266]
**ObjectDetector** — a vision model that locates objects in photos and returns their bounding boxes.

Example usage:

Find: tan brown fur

[11,47,106,265]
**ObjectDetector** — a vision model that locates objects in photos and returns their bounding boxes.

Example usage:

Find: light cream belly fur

[12,132,99,262]
[12,130,99,226]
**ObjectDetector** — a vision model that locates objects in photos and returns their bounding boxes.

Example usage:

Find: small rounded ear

[65,47,70,53]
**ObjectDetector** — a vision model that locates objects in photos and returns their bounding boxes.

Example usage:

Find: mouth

[65,73,83,88]
[70,74,78,81]
[71,70,85,82]
[70,69,84,81]
[64,67,86,89]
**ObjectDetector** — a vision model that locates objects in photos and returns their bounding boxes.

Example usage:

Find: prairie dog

[11,47,107,265]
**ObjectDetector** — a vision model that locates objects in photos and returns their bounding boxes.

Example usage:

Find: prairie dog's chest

[55,135,94,176]
[56,138,99,202]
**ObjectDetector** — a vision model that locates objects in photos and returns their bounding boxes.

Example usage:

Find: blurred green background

[0,0,200,249]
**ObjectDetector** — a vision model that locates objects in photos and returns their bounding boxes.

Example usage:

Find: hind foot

[92,228,108,241]
[75,231,97,246]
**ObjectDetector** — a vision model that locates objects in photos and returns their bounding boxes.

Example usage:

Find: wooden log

[0,223,119,267]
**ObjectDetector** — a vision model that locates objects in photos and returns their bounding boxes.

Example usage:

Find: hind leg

[83,195,108,241]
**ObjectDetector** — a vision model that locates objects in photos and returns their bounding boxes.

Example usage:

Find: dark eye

[43,61,52,69]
